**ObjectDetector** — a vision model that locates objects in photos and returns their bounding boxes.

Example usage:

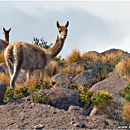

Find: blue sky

[0,1,130,58]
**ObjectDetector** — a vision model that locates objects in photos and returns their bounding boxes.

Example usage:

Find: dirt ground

[0,99,121,129]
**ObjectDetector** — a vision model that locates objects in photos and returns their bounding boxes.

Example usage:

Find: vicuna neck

[4,34,9,42]
[47,35,65,59]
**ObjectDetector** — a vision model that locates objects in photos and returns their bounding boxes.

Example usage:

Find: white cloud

[0,1,130,58]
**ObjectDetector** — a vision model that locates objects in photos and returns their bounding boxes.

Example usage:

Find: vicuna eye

[59,31,62,33]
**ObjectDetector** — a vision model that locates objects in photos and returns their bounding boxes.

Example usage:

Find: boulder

[0,62,8,72]
[23,87,81,111]
[68,105,89,116]
[0,80,7,102]
[71,70,97,88]
[107,72,120,77]
[70,61,89,69]
[114,53,130,62]
[89,106,100,116]
[90,76,129,102]
[51,73,73,88]
[0,66,5,73]
[101,48,125,56]
[16,69,27,85]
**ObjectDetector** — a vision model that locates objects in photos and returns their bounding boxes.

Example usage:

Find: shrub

[31,92,51,104]
[91,73,107,85]
[118,83,130,102]
[4,87,14,102]
[14,86,30,99]
[78,88,94,107]
[32,37,53,49]
[27,78,52,94]
[69,84,77,90]
[92,92,113,107]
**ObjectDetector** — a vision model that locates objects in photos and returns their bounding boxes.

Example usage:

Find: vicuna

[3,27,11,42]
[4,21,69,89]
[0,27,11,52]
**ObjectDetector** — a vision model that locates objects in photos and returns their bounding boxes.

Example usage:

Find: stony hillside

[0,48,130,129]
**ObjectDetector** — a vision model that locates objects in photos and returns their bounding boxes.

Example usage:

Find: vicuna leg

[27,70,33,81]
[41,68,45,76]
[5,58,14,77]
[10,61,21,89]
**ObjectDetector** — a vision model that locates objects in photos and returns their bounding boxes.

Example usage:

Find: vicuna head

[3,27,11,42]
[57,21,69,39]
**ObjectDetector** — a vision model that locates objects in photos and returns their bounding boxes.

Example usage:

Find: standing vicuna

[4,21,69,89]
[0,27,11,52]
[3,27,11,42]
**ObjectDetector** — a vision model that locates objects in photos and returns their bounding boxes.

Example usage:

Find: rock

[0,80,7,102]
[114,53,130,62]
[24,87,81,110]
[89,106,100,116]
[101,48,125,56]
[0,66,5,73]
[0,62,8,72]
[70,61,89,69]
[85,51,103,58]
[107,72,120,77]
[51,73,73,88]
[75,122,86,128]
[100,119,109,126]
[90,76,129,102]
[16,69,27,85]
[68,105,89,116]
[71,70,97,88]
[32,124,44,129]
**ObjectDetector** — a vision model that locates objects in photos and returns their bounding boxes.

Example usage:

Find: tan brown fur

[4,21,69,89]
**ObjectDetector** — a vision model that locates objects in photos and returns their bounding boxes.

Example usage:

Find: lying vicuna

[4,21,69,89]
[0,27,11,52]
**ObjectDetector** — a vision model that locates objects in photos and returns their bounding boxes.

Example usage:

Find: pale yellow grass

[104,50,124,63]
[60,65,84,77]
[0,72,10,87]
[115,58,130,77]
[45,60,59,77]
[23,71,51,87]
[122,102,130,124]
[66,48,82,65]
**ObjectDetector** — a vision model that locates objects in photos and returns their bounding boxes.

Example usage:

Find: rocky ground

[0,48,129,129]
[0,99,121,129]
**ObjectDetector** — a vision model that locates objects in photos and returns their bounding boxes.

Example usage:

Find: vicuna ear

[9,28,11,32]
[57,21,60,28]
[3,27,5,32]
[65,21,69,28]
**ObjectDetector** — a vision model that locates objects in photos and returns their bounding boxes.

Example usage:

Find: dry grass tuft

[60,65,84,77]
[23,71,52,87]
[45,60,59,77]
[0,50,5,63]
[114,58,130,77]
[0,72,10,87]
[122,102,130,125]
[104,50,124,63]
[66,48,82,64]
